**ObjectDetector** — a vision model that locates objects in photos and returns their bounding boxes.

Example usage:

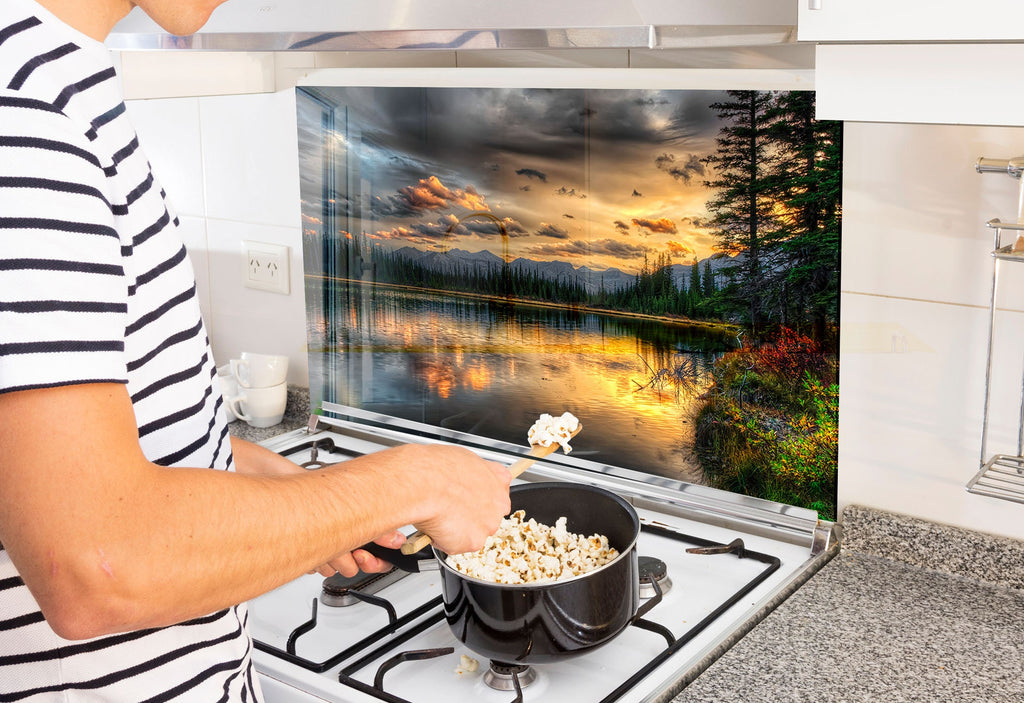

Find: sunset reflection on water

[309,287,732,484]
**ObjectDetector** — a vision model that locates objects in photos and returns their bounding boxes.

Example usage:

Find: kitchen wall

[116,50,1024,540]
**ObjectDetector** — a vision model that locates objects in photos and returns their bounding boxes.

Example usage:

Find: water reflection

[308,283,735,484]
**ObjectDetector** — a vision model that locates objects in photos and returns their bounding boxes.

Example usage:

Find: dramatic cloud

[666,240,695,258]
[681,215,711,229]
[525,238,649,261]
[632,217,678,235]
[655,153,706,185]
[516,167,548,182]
[536,222,570,239]
[460,215,530,238]
[373,176,489,217]
[555,186,586,199]
[378,213,530,244]
[614,220,630,234]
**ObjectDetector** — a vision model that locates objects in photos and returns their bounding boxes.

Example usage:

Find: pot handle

[359,542,438,573]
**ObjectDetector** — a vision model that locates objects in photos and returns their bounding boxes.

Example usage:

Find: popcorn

[527,412,580,453]
[445,510,618,584]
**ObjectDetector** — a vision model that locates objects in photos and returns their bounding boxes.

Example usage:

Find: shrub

[693,327,838,520]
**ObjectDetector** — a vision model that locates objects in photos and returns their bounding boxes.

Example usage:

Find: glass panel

[296,85,841,518]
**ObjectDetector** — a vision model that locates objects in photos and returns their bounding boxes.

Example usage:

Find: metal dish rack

[969,156,1024,504]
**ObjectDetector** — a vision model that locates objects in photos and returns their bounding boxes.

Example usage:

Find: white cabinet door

[799,0,1024,42]
[815,43,1024,126]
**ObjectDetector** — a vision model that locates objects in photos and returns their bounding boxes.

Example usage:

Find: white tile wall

[120,48,1024,537]
[125,85,308,386]
[840,121,1024,539]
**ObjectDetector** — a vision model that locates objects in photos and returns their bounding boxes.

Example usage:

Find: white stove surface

[249,423,830,703]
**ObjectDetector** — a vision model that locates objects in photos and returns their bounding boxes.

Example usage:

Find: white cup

[226,382,288,428]
[216,364,239,421]
[231,352,288,389]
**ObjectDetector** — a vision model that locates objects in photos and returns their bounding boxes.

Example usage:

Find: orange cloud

[632,217,677,235]
[388,175,490,215]
[666,240,694,258]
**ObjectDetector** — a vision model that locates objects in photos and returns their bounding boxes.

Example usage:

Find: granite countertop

[672,505,1024,702]
[227,385,310,444]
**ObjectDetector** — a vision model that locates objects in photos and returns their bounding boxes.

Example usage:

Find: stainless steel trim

[106,26,656,52]
[312,403,831,552]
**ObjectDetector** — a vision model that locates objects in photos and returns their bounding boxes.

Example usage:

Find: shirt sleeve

[0,93,129,394]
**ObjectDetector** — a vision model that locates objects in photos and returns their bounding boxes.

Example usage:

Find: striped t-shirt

[0,0,261,700]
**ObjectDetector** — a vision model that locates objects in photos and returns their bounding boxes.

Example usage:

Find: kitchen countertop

[670,505,1024,702]
[227,385,310,444]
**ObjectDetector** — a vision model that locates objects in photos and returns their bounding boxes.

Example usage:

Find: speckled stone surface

[672,506,1024,702]
[227,385,310,444]
[840,504,1024,591]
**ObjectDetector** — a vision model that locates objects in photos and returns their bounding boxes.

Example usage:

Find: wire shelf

[967,455,1024,505]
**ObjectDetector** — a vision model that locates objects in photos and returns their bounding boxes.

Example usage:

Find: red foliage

[751,327,828,379]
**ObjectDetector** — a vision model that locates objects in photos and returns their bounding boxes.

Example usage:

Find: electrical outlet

[242,241,290,294]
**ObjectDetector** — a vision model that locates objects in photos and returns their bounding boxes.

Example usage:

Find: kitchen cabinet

[798,0,1024,42]
[813,43,1024,125]
[801,1,1024,125]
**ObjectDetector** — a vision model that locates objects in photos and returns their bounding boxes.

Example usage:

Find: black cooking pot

[364,482,649,664]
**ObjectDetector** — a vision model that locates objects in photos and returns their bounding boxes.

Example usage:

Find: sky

[300,86,735,276]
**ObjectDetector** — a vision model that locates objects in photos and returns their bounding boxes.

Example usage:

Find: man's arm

[0,383,510,640]
[229,435,404,576]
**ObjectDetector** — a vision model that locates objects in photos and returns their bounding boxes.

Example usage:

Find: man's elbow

[32,556,146,640]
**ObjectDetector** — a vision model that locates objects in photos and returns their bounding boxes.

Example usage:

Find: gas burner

[483,661,538,691]
[638,555,673,599]
[320,567,408,607]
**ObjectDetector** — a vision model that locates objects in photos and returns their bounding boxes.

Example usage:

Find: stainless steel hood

[106,0,797,52]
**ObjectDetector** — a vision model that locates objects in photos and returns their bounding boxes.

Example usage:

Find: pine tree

[701,90,781,335]
[765,91,841,345]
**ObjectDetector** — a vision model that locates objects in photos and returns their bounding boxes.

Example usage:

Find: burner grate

[253,524,781,703]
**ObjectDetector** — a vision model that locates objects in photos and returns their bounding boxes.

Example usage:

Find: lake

[306,281,737,484]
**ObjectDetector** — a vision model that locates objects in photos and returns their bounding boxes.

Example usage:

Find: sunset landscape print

[297,85,842,517]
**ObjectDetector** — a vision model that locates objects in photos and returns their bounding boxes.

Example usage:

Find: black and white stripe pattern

[0,0,257,699]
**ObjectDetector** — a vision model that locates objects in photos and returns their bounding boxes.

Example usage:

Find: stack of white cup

[219,352,289,428]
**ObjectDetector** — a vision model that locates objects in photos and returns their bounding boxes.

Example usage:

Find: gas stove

[248,414,837,703]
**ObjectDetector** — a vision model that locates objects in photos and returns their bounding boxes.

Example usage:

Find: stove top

[248,417,837,703]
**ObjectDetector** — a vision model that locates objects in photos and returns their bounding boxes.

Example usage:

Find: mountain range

[390,246,737,294]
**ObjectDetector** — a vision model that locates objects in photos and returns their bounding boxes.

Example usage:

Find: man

[0,0,512,699]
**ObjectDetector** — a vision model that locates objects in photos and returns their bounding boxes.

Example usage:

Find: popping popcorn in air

[527,411,580,453]
[445,510,618,584]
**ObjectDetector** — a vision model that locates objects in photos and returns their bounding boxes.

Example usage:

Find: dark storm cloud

[655,153,705,185]
[536,222,570,239]
[516,167,548,182]
[555,186,586,199]
[632,217,678,235]
[666,90,731,140]
[614,220,630,233]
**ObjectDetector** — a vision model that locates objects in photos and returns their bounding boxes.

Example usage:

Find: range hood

[107,0,797,52]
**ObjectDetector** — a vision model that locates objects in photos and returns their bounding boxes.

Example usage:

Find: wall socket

[242,240,290,295]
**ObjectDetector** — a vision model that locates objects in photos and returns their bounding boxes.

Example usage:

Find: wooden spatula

[399,423,582,555]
